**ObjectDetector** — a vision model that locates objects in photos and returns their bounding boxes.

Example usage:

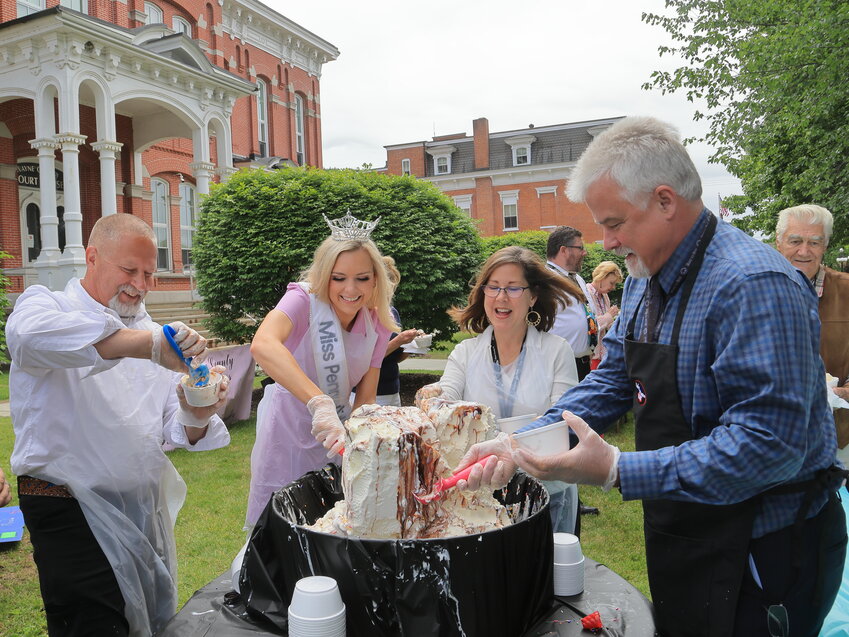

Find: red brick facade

[1,0,335,295]
[382,117,621,243]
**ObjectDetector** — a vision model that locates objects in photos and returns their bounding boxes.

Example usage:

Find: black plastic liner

[240,464,553,637]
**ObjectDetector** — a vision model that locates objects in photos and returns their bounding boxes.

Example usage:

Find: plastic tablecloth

[159,558,655,637]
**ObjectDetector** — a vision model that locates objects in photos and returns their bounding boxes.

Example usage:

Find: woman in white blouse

[435,246,580,533]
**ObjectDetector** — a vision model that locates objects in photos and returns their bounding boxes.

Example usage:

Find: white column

[189,161,215,195]
[216,166,238,182]
[90,140,123,216]
[28,138,61,261]
[55,133,87,268]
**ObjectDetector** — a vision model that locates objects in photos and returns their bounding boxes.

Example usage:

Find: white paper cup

[513,420,570,455]
[553,557,585,596]
[180,371,222,408]
[553,532,582,564]
[496,413,538,435]
[288,606,346,637]
[413,333,433,349]
[289,576,345,620]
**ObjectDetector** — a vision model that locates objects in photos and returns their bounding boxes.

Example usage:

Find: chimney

[473,117,489,170]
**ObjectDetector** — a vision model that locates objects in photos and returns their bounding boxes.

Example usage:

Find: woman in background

[374,256,420,406]
[425,246,580,533]
[587,261,622,370]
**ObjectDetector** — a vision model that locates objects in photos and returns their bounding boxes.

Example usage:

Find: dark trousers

[19,493,129,637]
[733,491,847,636]
[575,355,591,381]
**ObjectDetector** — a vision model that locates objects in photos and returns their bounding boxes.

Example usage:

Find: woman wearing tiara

[245,213,396,526]
[420,246,581,534]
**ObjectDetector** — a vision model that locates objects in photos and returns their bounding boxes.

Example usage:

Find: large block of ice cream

[309,402,509,539]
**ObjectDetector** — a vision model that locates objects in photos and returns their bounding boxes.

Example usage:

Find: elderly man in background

[6,214,231,637]
[775,204,849,461]
[458,116,846,636]
[545,226,598,380]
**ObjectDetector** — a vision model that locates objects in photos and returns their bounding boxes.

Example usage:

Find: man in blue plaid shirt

[457,117,846,636]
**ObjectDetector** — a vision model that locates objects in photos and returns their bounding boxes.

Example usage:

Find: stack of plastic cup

[287,576,346,637]
[552,532,584,596]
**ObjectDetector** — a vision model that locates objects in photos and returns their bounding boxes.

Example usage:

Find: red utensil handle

[441,454,497,489]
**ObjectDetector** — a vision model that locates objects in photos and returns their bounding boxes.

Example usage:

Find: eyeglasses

[767,604,789,637]
[481,285,529,298]
[563,244,586,252]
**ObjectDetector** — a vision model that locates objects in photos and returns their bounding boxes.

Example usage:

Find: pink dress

[246,283,390,526]
[587,283,614,364]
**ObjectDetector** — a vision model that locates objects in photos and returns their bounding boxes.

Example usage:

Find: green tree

[642,1,849,244]
[193,168,483,343]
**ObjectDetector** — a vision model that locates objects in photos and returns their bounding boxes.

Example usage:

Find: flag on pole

[718,194,730,219]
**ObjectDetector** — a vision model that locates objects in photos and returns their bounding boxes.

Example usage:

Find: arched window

[295,94,306,166]
[151,178,171,270]
[179,182,197,269]
[256,79,269,157]
[173,16,192,36]
[144,1,163,24]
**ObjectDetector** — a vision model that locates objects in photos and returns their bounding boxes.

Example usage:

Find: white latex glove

[513,411,621,491]
[307,394,346,458]
[453,432,517,491]
[151,321,207,369]
[415,382,443,403]
[176,365,229,428]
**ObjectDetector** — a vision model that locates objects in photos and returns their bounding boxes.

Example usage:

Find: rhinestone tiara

[323,210,380,241]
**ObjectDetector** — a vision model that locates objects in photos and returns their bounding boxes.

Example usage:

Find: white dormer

[505,134,536,167]
[426,145,456,175]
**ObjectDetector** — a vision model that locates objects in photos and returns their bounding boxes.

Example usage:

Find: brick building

[0,0,338,302]
[381,117,623,241]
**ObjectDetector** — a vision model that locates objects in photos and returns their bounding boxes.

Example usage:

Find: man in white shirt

[6,214,231,637]
[546,226,598,380]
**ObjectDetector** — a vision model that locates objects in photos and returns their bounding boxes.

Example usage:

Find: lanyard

[491,333,528,418]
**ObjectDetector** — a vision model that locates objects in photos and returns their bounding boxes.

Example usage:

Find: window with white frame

[257,79,269,157]
[151,178,171,270]
[179,182,197,269]
[173,16,192,36]
[453,194,472,216]
[499,191,519,231]
[426,145,455,176]
[17,0,44,17]
[60,0,87,12]
[401,158,411,176]
[506,134,536,167]
[295,94,306,165]
[144,1,163,24]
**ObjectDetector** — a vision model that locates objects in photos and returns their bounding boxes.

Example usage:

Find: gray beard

[615,249,652,279]
[108,287,146,324]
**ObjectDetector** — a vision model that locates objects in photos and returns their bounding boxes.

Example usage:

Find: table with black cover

[159,557,655,637]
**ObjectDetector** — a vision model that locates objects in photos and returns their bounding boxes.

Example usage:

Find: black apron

[625,215,758,636]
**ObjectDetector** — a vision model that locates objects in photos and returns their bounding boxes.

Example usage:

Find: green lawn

[0,402,648,635]
[0,371,8,401]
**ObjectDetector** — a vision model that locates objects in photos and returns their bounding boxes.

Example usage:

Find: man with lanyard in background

[546,226,598,381]
[456,116,847,636]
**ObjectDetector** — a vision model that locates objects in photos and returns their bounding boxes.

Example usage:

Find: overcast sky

[268,0,742,207]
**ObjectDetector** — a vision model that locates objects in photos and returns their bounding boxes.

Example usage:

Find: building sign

[16,163,64,191]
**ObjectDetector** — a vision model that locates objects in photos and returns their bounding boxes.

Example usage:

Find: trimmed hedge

[193,168,483,343]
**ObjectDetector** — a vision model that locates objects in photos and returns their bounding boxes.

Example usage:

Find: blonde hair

[591,261,624,287]
[450,246,578,334]
[382,255,401,288]
[301,237,398,331]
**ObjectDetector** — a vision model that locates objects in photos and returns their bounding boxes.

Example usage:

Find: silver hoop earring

[526,307,542,327]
